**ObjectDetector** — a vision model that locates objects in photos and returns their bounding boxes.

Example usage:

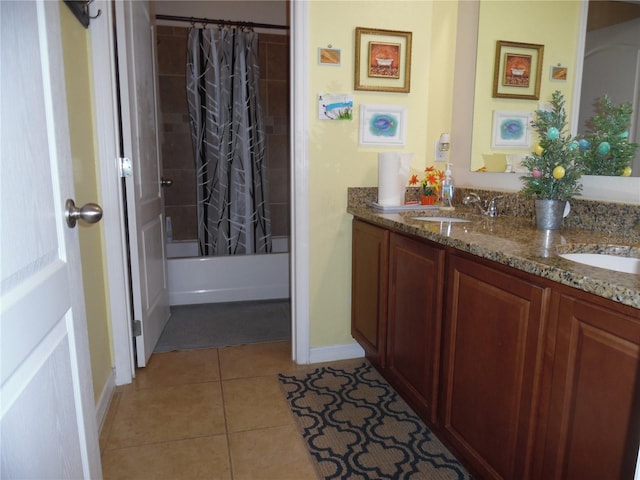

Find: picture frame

[491,110,533,148]
[492,41,544,100]
[359,104,407,146]
[550,65,567,82]
[354,27,412,93]
[318,48,341,66]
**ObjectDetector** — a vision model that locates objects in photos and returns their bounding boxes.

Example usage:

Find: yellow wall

[307,1,458,347]
[471,1,582,171]
[60,4,113,402]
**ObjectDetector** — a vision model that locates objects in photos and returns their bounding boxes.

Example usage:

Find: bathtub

[166,237,290,306]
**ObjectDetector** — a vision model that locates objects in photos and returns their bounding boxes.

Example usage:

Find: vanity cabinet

[536,291,640,480]
[440,253,550,480]
[386,232,444,424]
[350,217,640,480]
[351,219,389,368]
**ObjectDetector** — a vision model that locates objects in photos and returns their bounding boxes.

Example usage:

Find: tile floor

[100,341,320,480]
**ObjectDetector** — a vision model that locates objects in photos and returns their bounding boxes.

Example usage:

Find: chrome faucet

[462,192,503,217]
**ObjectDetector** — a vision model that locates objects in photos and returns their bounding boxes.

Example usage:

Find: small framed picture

[492,40,544,100]
[491,110,533,149]
[354,27,412,93]
[359,104,407,146]
[318,48,341,66]
[550,65,567,81]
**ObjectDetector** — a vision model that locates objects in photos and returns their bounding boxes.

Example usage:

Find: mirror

[470,0,640,176]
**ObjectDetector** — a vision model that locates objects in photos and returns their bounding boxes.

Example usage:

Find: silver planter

[535,199,567,230]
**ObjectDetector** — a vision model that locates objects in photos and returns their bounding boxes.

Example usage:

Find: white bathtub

[166,237,290,306]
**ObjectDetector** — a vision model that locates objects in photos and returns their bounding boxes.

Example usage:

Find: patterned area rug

[278,362,473,480]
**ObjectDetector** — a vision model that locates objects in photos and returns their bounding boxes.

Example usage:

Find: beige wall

[307,1,458,348]
[60,3,113,402]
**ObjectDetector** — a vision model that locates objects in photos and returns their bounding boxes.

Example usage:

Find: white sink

[412,217,471,223]
[560,253,640,275]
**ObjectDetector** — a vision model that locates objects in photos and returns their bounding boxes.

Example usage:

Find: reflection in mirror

[471,0,640,177]
[577,1,640,176]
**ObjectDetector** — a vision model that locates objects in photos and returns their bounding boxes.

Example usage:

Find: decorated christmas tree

[520,91,585,201]
[580,95,638,176]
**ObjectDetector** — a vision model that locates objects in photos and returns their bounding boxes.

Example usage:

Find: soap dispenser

[440,163,455,211]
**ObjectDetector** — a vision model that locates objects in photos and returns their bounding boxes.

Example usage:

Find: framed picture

[359,105,407,146]
[318,48,341,66]
[550,65,567,81]
[491,110,533,148]
[492,41,544,100]
[354,27,412,93]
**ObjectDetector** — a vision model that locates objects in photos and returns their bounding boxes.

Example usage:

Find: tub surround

[347,187,640,310]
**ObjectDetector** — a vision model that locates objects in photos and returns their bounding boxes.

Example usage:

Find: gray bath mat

[154,299,291,352]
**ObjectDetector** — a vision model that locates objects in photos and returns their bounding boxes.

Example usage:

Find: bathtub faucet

[462,192,503,217]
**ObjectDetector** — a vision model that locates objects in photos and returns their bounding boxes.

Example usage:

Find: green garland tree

[521,91,585,201]
[580,96,638,176]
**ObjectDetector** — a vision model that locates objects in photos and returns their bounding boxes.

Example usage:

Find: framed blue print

[359,104,407,146]
[491,110,533,148]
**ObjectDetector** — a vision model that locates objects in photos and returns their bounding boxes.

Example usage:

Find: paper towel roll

[378,152,412,206]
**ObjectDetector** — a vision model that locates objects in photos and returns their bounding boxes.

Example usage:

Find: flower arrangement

[520,91,585,201]
[409,166,444,196]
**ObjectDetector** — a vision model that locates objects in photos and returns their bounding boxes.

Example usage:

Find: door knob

[161,177,173,187]
[65,199,103,228]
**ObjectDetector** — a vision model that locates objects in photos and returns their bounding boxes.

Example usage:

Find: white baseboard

[95,369,116,433]
[308,342,365,364]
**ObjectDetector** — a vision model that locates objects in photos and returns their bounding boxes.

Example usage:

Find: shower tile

[269,203,290,238]
[222,375,293,433]
[102,435,231,480]
[156,28,187,76]
[133,348,220,389]
[265,42,289,81]
[228,424,317,480]
[266,79,288,118]
[163,168,196,206]
[159,76,188,114]
[268,167,289,204]
[107,382,225,448]
[164,205,197,241]
[267,134,289,169]
[161,132,192,170]
[218,341,301,380]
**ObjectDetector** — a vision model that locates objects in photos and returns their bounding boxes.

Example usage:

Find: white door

[0,1,101,478]
[115,0,170,367]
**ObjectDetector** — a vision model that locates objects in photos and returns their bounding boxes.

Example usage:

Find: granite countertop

[348,205,640,310]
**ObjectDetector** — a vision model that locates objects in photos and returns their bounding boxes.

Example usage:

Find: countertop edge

[348,207,640,311]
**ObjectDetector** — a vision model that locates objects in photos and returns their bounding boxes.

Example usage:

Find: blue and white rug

[278,362,473,480]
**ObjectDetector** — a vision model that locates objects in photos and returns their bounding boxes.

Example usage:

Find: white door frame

[91,0,312,383]
[91,0,135,384]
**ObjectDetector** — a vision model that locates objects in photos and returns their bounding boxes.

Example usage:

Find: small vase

[421,195,436,205]
[535,199,568,230]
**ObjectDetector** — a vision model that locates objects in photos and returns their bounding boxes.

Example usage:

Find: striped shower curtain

[186,26,271,256]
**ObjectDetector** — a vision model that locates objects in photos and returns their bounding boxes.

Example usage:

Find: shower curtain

[186,26,271,256]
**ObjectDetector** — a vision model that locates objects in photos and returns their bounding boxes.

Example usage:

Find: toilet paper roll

[378,152,410,206]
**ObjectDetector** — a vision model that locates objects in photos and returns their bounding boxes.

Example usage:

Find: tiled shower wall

[156,26,291,242]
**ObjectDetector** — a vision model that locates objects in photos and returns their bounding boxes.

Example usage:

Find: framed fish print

[359,105,407,146]
[491,110,533,148]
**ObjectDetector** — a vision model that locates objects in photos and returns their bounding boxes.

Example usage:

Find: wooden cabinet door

[386,233,444,424]
[351,219,389,368]
[538,292,640,480]
[441,254,549,480]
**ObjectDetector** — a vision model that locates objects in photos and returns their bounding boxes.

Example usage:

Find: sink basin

[560,253,640,275]
[412,217,471,223]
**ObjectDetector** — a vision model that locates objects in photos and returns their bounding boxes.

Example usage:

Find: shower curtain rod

[155,14,289,30]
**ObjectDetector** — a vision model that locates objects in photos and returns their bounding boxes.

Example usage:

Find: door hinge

[118,157,132,178]
[133,319,142,337]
